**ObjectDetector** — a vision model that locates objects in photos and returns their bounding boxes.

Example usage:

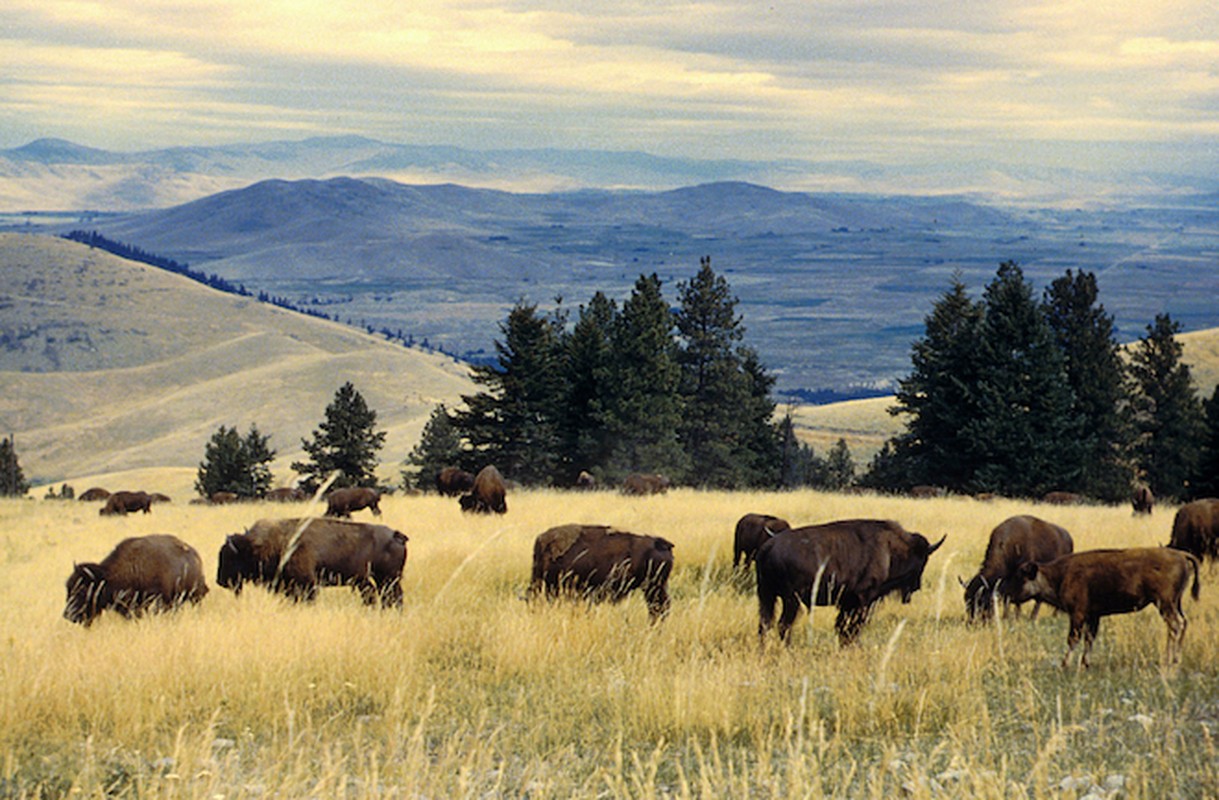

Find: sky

[2,0,1218,180]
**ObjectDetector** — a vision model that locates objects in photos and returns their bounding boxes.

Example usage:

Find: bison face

[216,534,257,593]
[962,574,995,623]
[895,534,946,603]
[63,563,103,626]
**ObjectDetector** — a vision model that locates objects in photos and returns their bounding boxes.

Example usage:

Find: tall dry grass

[1,488,1216,798]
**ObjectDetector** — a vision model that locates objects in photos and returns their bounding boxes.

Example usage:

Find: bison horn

[928,535,946,554]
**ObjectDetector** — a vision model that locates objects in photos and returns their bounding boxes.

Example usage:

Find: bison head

[894,533,946,603]
[962,574,995,623]
[216,534,257,593]
[63,563,105,626]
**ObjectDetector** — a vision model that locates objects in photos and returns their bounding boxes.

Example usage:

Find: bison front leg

[775,595,802,644]
[834,601,872,647]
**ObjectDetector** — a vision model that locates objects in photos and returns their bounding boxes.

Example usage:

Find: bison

[459,465,507,514]
[963,515,1074,623]
[1012,548,1200,668]
[733,513,792,569]
[217,517,407,607]
[265,487,308,502]
[530,524,675,620]
[1132,485,1154,516]
[63,534,208,626]
[1042,491,1083,505]
[436,467,476,497]
[910,485,946,499]
[575,470,597,490]
[756,519,945,647]
[621,473,671,495]
[99,490,154,516]
[325,486,381,517]
[78,487,111,502]
[1168,498,1219,562]
[209,491,240,505]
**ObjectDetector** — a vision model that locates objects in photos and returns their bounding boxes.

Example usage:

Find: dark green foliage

[195,425,276,499]
[776,413,821,488]
[1192,385,1219,499]
[823,438,855,490]
[561,292,619,483]
[292,382,386,492]
[1129,314,1204,501]
[402,404,463,491]
[0,435,30,497]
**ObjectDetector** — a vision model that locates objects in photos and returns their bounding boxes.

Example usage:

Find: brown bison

[576,470,597,490]
[265,487,308,502]
[621,473,671,495]
[1042,491,1083,505]
[1169,498,1219,562]
[756,519,945,647]
[217,517,407,607]
[1012,548,1200,668]
[530,524,675,620]
[733,513,792,568]
[209,491,240,505]
[78,487,111,502]
[963,515,1074,623]
[910,485,946,499]
[99,490,154,516]
[460,466,507,514]
[1132,485,1154,515]
[436,467,476,497]
[64,534,208,626]
[325,486,381,517]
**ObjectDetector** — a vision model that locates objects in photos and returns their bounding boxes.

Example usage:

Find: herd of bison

[54,472,1219,670]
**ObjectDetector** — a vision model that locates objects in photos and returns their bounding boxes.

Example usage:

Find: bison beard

[755,519,944,647]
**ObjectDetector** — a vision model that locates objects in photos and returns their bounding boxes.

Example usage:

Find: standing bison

[325,486,381,517]
[78,487,111,502]
[530,524,675,620]
[1132,485,1154,516]
[1012,548,1200,668]
[1168,498,1219,562]
[459,466,507,514]
[217,517,407,607]
[733,513,792,569]
[963,515,1074,623]
[756,519,945,647]
[265,487,308,502]
[64,534,208,626]
[621,473,671,495]
[99,490,154,516]
[436,467,476,497]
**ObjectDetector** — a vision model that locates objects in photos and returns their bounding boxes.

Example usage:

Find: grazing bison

[1168,498,1219,562]
[1012,548,1200,668]
[733,513,792,569]
[910,485,946,499]
[459,466,507,514]
[621,473,671,495]
[217,517,407,607]
[265,487,307,502]
[963,515,1074,623]
[63,534,208,626]
[1132,485,1154,516]
[1042,491,1082,505]
[78,487,111,502]
[576,470,597,490]
[756,519,945,647]
[530,524,675,620]
[325,486,381,517]
[99,490,154,516]
[436,467,476,497]
[209,491,240,505]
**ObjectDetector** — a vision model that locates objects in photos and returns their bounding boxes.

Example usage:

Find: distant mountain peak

[6,138,119,164]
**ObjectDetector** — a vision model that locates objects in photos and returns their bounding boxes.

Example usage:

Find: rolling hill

[0,233,475,487]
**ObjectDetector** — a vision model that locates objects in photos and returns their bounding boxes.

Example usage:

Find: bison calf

[1013,548,1200,669]
[963,515,1073,623]
[64,534,208,626]
[530,524,675,620]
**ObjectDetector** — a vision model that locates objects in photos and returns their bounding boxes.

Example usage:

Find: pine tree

[1042,270,1134,501]
[195,425,276,499]
[1129,314,1204,501]
[292,382,386,492]
[402,404,463,491]
[0,434,30,497]
[823,438,856,490]
[561,292,618,483]
[1192,385,1219,499]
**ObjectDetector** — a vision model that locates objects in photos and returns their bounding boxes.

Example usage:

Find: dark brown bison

[217,517,407,607]
[910,485,946,499]
[460,466,507,514]
[576,470,597,490]
[1132,485,1154,515]
[1012,548,1200,668]
[209,491,240,505]
[64,534,208,626]
[436,467,476,497]
[733,513,792,568]
[963,515,1074,623]
[1168,498,1219,562]
[756,519,945,647]
[621,473,671,495]
[78,487,111,502]
[530,524,675,620]
[265,487,308,502]
[1042,491,1083,505]
[325,486,381,517]
[99,490,154,516]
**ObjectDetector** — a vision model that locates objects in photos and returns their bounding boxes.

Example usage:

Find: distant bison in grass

[621,473,670,495]
[460,466,507,514]
[78,487,111,502]
[325,486,381,517]
[64,534,208,626]
[1168,498,1219,563]
[436,467,476,497]
[100,490,153,516]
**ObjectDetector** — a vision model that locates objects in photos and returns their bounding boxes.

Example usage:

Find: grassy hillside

[1,486,1214,797]
[0,233,475,486]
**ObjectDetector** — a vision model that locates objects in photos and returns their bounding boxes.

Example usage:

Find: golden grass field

[2,485,1216,799]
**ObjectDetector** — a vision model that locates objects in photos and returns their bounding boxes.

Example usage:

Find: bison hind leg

[1159,600,1188,664]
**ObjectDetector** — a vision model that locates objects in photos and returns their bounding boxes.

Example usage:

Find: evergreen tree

[195,425,276,499]
[967,262,1083,496]
[1192,385,1219,499]
[601,274,688,481]
[561,292,618,483]
[1042,270,1134,501]
[0,435,30,497]
[776,413,819,488]
[823,438,856,490]
[402,404,464,492]
[738,347,782,487]
[1129,314,1204,501]
[451,302,567,485]
[292,382,386,492]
